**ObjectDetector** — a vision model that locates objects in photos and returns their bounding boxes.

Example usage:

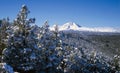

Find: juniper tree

[34,22,64,73]
[2,5,39,72]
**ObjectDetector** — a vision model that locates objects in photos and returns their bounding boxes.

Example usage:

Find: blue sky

[0,0,120,27]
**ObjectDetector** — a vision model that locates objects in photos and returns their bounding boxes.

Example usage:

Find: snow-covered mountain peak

[50,22,120,33]
[59,22,81,30]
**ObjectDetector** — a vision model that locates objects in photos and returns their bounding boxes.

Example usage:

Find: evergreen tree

[2,5,39,72]
[35,22,64,73]
[2,5,64,73]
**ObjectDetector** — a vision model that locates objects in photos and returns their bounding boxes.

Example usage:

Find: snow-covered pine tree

[36,23,64,73]
[2,5,39,72]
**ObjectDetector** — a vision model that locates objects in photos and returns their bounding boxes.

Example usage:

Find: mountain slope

[50,22,120,33]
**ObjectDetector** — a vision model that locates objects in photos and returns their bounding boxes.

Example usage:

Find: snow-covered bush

[111,55,120,71]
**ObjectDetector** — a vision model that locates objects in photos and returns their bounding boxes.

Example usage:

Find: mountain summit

[59,22,81,31]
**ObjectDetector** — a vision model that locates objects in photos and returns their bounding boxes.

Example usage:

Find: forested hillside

[61,31,120,57]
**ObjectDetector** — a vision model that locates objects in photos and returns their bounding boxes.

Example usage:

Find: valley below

[61,31,120,57]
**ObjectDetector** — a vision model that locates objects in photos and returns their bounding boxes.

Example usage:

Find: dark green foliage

[0,18,10,55]
[0,20,2,24]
